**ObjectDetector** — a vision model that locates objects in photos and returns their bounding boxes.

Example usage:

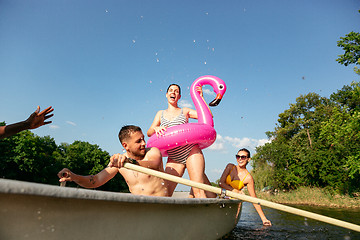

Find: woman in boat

[219,148,272,226]
[147,84,216,198]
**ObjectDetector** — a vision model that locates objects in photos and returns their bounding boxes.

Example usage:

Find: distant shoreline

[255,186,360,209]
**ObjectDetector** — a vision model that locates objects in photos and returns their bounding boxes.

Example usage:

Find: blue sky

[1,0,359,191]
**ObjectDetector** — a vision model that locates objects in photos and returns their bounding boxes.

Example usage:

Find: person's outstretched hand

[25,106,54,129]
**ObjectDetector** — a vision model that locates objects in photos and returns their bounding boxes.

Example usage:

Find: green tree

[0,130,61,185]
[318,107,360,193]
[253,83,360,194]
[336,11,360,75]
[330,81,360,112]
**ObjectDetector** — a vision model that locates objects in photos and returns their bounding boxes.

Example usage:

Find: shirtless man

[58,125,169,197]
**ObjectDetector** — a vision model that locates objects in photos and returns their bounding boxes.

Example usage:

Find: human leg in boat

[165,159,186,196]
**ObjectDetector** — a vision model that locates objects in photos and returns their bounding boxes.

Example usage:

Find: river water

[222,202,360,239]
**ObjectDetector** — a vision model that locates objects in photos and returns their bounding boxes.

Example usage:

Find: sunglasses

[236,155,248,160]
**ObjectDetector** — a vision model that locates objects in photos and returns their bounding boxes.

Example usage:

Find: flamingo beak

[209,93,223,106]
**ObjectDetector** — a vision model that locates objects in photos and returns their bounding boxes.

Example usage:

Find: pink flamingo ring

[147,75,227,157]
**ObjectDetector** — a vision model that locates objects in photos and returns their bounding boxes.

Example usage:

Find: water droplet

[122,149,126,153]
[132,40,136,44]
[193,40,196,43]
[149,80,152,84]
[156,58,159,63]
[204,61,207,65]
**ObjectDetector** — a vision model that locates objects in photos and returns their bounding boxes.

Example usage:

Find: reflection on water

[222,202,360,240]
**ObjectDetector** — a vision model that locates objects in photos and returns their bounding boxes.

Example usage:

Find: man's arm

[109,149,163,171]
[139,147,163,171]
[58,167,118,189]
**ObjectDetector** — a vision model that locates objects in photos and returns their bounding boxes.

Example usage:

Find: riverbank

[255,186,360,208]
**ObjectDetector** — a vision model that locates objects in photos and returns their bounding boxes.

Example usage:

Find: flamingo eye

[218,84,224,90]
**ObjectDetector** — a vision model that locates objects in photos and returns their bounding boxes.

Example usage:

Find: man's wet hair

[118,125,142,144]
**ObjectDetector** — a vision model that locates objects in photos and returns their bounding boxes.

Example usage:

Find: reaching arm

[246,176,272,226]
[0,106,54,139]
[58,167,118,189]
[186,86,213,119]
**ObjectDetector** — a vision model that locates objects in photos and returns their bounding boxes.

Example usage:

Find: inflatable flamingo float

[147,75,227,157]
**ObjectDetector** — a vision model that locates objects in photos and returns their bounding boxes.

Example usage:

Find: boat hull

[0,179,241,240]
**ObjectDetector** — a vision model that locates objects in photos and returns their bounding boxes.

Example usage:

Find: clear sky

[1,0,359,191]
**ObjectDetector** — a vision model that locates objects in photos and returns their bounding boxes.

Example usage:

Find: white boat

[0,179,242,240]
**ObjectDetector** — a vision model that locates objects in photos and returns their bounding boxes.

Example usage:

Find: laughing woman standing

[147,84,215,198]
[219,148,272,226]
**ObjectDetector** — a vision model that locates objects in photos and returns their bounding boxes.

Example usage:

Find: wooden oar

[123,162,360,233]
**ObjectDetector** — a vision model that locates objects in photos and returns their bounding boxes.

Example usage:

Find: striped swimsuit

[160,109,195,164]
